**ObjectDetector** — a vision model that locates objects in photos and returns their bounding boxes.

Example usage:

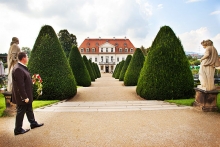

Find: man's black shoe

[14,129,30,135]
[31,123,44,129]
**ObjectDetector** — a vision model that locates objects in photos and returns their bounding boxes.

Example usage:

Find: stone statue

[198,39,220,91]
[7,37,21,92]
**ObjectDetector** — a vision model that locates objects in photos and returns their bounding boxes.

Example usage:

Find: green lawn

[166,94,220,111]
[0,93,59,117]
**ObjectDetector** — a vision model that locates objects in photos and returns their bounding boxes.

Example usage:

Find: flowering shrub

[32,74,43,97]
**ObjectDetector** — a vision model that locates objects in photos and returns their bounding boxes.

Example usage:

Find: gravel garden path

[0,73,220,147]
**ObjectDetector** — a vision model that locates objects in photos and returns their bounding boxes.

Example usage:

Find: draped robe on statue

[7,43,20,92]
[198,46,220,91]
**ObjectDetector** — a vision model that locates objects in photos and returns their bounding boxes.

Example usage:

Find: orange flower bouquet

[32,74,43,96]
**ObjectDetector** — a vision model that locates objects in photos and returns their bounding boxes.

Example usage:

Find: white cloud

[179,27,211,53]
[185,0,203,3]
[157,4,163,9]
[210,10,220,15]
[0,0,153,53]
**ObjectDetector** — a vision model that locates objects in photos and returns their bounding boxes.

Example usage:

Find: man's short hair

[18,52,27,61]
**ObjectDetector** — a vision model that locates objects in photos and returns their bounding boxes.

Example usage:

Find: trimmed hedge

[119,55,132,81]
[83,55,95,81]
[124,49,145,86]
[136,25,194,100]
[115,61,125,79]
[112,64,119,78]
[28,25,77,100]
[89,60,97,79]
[68,45,91,87]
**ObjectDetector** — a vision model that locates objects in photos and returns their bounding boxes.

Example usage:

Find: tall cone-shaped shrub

[136,26,194,100]
[93,63,100,78]
[89,60,97,79]
[68,45,91,87]
[112,64,119,78]
[115,61,124,79]
[83,55,95,81]
[97,64,101,77]
[124,49,145,86]
[28,25,77,100]
[119,55,132,81]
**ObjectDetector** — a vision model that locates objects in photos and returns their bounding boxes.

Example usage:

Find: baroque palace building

[78,37,136,73]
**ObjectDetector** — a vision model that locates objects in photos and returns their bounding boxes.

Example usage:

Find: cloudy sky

[0,0,220,54]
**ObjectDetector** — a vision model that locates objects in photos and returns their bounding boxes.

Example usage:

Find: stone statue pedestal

[2,91,16,116]
[193,88,218,112]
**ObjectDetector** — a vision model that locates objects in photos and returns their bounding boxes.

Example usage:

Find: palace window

[122,57,125,61]
[117,57,119,62]
[130,48,133,52]
[111,56,113,62]
[86,48,90,52]
[101,56,103,62]
[119,48,122,52]
[95,57,97,62]
[125,48,128,52]
[92,48,95,52]
[101,48,103,52]
[89,58,92,61]
[111,48,113,52]
[80,48,84,52]
[106,48,108,52]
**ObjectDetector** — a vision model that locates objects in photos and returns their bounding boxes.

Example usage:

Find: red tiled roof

[78,38,136,54]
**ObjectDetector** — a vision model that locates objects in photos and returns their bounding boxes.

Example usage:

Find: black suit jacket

[12,63,33,105]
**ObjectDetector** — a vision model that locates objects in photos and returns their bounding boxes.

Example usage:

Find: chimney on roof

[113,37,115,40]
[99,37,101,40]
[87,37,89,40]
[124,36,126,40]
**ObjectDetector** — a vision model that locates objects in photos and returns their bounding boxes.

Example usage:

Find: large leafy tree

[119,55,132,81]
[28,25,77,100]
[124,48,145,86]
[58,29,77,58]
[136,25,194,100]
[21,47,31,57]
[68,45,91,87]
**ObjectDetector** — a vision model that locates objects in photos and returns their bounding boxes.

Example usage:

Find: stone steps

[34,100,192,112]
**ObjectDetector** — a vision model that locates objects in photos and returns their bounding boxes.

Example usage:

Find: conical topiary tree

[89,60,97,79]
[68,45,91,87]
[136,25,194,100]
[95,63,101,78]
[83,55,95,81]
[119,55,132,81]
[115,60,125,79]
[112,63,119,78]
[124,48,145,86]
[28,25,77,100]
[93,62,100,78]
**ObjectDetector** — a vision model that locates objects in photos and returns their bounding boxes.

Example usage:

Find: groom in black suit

[12,52,43,135]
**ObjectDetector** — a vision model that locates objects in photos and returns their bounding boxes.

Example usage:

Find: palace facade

[78,37,136,73]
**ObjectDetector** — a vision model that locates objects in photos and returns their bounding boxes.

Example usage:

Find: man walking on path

[12,52,43,135]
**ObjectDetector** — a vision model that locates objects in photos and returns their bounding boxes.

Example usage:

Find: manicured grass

[0,94,6,117]
[32,100,59,109]
[166,94,220,111]
[165,98,195,106]
[0,93,59,117]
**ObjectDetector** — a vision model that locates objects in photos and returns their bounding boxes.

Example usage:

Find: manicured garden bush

[68,45,91,87]
[136,25,194,100]
[93,63,100,78]
[115,61,125,79]
[28,25,77,100]
[112,64,119,78]
[124,48,145,86]
[119,55,132,81]
[89,60,97,79]
[83,55,95,81]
